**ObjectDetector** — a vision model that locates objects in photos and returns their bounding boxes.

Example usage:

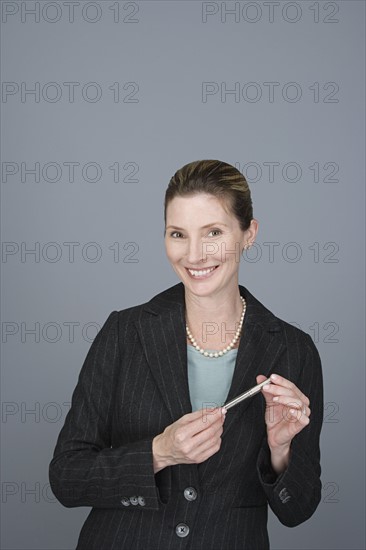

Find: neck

[184,286,242,316]
[184,285,245,348]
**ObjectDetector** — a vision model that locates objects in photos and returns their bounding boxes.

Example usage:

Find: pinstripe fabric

[49,282,324,550]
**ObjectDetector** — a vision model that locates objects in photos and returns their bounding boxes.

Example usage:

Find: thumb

[256,374,272,405]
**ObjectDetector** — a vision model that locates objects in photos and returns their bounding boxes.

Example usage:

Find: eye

[170,231,183,238]
[208,229,222,237]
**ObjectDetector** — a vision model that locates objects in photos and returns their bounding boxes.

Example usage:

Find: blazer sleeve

[48,311,161,510]
[256,333,324,527]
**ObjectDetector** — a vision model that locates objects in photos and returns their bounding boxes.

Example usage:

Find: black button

[121,497,130,506]
[184,487,197,501]
[138,496,146,506]
[129,495,139,505]
[175,523,189,538]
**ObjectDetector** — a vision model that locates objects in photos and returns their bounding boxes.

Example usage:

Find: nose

[186,236,207,266]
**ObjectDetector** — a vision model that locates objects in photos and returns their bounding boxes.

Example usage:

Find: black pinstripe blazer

[49,282,324,550]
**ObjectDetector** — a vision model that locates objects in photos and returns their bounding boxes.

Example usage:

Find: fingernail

[270,374,278,381]
[273,396,279,401]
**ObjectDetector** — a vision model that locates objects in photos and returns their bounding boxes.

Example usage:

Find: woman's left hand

[256,373,310,472]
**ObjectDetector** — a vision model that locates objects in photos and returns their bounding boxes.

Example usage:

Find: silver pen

[223,378,271,410]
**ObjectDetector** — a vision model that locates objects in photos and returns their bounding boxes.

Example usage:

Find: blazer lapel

[134,284,192,423]
[222,287,286,436]
[134,283,286,432]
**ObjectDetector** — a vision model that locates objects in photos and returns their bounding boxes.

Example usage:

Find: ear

[242,218,259,251]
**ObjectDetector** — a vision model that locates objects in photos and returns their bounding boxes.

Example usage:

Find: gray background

[1,1,365,548]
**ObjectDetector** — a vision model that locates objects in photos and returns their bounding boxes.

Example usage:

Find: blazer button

[138,496,146,506]
[184,487,197,501]
[175,523,190,538]
[121,497,130,506]
[129,495,139,505]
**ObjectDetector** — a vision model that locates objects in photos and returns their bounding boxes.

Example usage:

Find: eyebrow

[166,222,229,230]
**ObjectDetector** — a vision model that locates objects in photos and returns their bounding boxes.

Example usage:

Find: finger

[256,375,275,407]
[173,409,223,448]
[181,408,214,423]
[271,396,310,417]
[185,408,224,438]
[194,438,223,463]
[177,421,223,461]
[263,384,310,413]
[189,438,222,464]
[269,373,310,406]
[182,406,224,427]
[260,386,275,407]
[262,384,303,400]
[192,421,224,448]
[272,396,303,408]
[287,407,311,426]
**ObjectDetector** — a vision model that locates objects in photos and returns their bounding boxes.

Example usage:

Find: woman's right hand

[152,407,227,473]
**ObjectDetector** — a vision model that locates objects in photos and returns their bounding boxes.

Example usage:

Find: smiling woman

[164,161,258,352]
[165,192,257,296]
[49,159,324,550]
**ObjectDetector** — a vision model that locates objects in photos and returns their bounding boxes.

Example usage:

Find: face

[165,193,256,299]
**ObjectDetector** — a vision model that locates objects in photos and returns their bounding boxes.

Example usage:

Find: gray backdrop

[1,1,365,549]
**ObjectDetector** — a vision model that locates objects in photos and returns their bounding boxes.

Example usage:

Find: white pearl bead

[186,296,246,358]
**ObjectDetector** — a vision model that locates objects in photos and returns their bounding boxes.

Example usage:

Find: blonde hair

[164,160,253,232]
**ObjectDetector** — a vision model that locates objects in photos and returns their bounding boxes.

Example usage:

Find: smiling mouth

[185,265,220,278]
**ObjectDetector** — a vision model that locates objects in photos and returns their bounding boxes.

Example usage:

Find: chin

[183,277,221,294]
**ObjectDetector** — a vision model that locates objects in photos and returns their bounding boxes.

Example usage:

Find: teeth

[188,266,217,277]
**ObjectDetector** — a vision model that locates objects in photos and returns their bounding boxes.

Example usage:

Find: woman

[49,160,323,550]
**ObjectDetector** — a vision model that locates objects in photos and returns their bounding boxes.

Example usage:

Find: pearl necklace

[185,296,246,358]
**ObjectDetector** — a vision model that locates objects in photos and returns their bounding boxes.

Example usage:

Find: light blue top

[187,344,238,412]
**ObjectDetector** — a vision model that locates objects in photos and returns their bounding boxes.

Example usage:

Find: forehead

[166,193,231,217]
